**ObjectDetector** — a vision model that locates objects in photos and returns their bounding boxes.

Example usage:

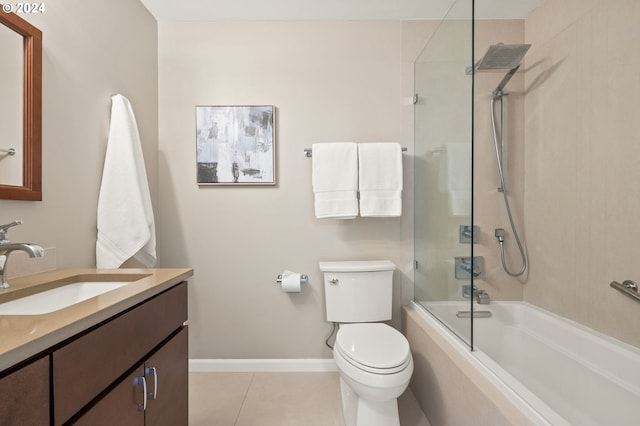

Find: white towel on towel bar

[438,143,471,216]
[358,142,403,217]
[311,142,359,219]
[96,94,156,268]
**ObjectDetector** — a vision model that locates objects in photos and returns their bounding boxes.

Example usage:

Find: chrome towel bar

[610,280,640,303]
[304,147,407,157]
[0,148,15,156]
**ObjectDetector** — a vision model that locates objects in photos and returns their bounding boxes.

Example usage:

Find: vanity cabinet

[75,327,188,426]
[0,355,50,425]
[52,281,188,425]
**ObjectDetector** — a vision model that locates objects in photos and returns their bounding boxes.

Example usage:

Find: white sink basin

[0,281,130,315]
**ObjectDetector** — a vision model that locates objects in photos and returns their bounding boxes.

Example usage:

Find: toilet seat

[335,323,411,375]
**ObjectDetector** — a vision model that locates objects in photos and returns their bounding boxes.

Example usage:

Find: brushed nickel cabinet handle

[134,376,147,411]
[145,367,158,400]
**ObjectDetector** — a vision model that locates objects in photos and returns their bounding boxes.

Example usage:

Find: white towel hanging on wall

[311,142,359,219]
[358,142,403,217]
[96,94,156,268]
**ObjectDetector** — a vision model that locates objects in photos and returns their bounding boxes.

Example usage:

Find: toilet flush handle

[329,278,339,285]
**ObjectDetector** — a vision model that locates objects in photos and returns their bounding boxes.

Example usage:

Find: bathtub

[405,301,640,426]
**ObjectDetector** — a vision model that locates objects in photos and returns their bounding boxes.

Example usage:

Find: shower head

[476,43,531,71]
[474,43,532,98]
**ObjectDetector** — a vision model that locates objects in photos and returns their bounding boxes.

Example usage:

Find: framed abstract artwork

[196,105,275,185]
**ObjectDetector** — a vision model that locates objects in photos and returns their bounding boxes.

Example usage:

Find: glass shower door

[414,0,475,346]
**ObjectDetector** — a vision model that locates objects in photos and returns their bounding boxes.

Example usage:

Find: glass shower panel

[414,0,474,346]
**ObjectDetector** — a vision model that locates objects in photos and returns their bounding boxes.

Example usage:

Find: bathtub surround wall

[442,0,640,350]
[524,0,640,349]
[158,21,418,360]
[0,0,158,268]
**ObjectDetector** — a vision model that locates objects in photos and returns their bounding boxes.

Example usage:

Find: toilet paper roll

[281,270,302,293]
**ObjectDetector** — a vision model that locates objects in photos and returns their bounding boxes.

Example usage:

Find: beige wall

[1,10,421,361]
[158,21,415,359]
[523,0,640,348]
[0,0,158,268]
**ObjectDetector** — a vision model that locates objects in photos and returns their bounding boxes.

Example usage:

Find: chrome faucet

[475,289,491,305]
[0,220,45,289]
[462,284,491,305]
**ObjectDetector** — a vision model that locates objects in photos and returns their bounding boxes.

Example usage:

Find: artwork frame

[196,105,276,185]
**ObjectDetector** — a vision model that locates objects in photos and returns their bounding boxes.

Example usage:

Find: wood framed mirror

[0,10,42,201]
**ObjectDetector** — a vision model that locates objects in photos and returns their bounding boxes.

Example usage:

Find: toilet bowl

[333,323,413,426]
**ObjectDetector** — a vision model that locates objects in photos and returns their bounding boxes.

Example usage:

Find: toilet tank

[320,260,396,323]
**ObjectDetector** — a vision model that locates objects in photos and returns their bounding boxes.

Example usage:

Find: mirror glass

[0,11,42,201]
[0,23,23,186]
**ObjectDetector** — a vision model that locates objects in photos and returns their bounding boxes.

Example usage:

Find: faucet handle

[0,220,23,241]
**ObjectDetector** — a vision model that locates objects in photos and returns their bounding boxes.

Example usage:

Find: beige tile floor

[189,372,431,426]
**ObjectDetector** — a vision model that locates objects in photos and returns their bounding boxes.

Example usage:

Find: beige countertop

[0,268,193,372]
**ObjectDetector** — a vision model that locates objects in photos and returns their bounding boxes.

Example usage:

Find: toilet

[320,260,413,426]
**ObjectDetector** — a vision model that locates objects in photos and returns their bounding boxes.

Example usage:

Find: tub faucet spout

[476,289,491,305]
[0,221,45,289]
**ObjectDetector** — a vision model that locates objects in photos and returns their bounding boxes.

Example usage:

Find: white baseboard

[189,358,337,373]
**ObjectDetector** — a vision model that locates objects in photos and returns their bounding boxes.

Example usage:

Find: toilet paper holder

[276,274,309,285]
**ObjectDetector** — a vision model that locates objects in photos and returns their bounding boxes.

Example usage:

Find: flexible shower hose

[490,94,527,277]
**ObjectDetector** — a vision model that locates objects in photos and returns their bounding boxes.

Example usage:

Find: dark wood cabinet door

[74,367,145,426]
[73,326,188,426]
[0,356,49,426]
[145,326,189,426]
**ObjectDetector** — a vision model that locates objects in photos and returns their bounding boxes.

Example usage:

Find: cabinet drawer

[53,282,187,425]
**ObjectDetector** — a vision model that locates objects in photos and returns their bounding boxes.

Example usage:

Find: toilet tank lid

[319,260,396,272]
